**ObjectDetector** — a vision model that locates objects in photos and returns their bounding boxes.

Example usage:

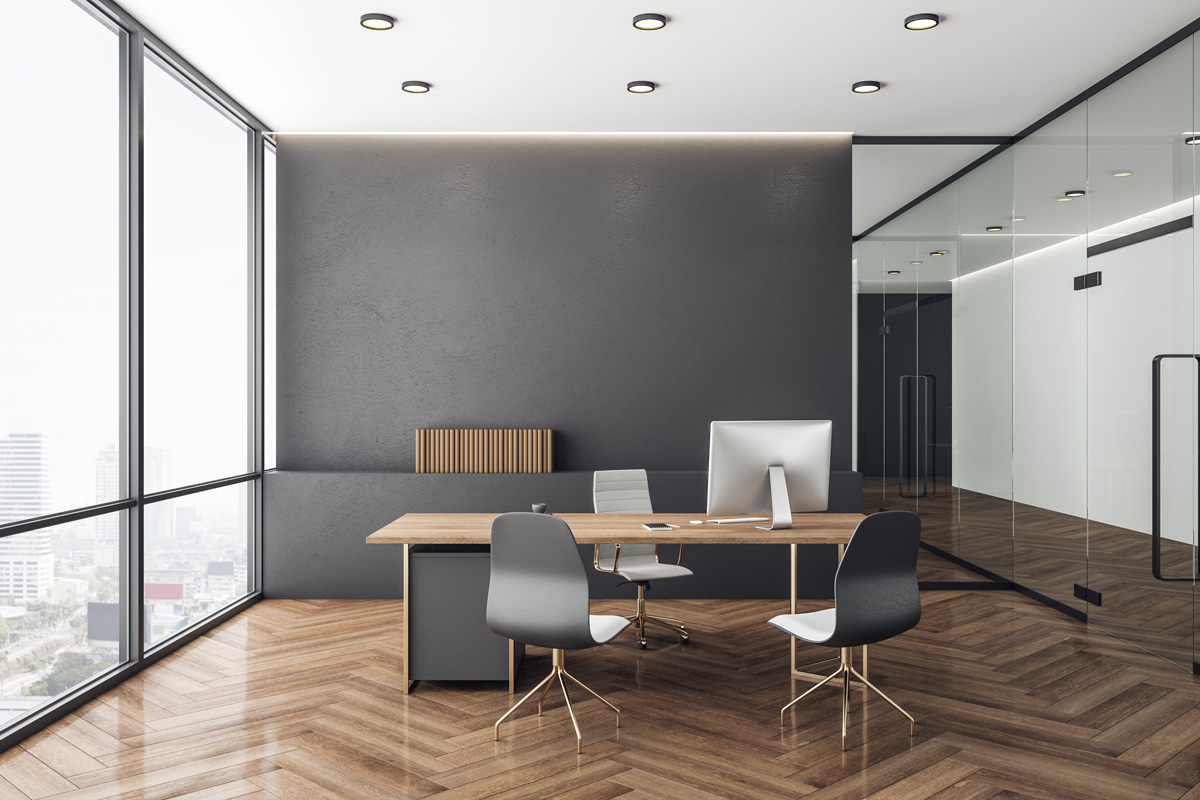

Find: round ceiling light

[1012,216,1026,221]
[1111,171,1133,177]
[1186,136,1200,145]
[910,261,923,265]
[929,251,943,257]
[986,226,1003,232]
[888,270,901,275]
[633,13,667,30]
[904,13,940,30]
[402,81,431,93]
[360,13,395,30]
[627,81,656,93]
[1065,189,1085,197]
[852,81,881,93]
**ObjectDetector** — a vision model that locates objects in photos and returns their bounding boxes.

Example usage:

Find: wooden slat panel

[413,429,556,473]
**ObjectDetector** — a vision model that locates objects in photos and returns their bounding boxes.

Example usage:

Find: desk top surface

[366,512,864,545]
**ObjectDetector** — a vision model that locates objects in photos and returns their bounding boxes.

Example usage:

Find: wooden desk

[367,512,864,692]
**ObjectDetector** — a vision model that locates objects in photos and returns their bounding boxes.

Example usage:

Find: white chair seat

[589,614,631,644]
[616,562,694,582]
[768,608,837,644]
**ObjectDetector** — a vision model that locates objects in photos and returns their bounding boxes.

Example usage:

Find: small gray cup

[531,503,547,514]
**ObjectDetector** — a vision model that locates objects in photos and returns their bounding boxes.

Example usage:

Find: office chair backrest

[486,512,599,650]
[828,511,922,648]
[593,470,656,566]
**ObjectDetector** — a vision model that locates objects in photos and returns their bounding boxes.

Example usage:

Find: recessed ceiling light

[910,261,923,265]
[930,250,947,256]
[1055,197,1073,202]
[852,81,881,93]
[401,81,431,93]
[888,270,901,275]
[1186,135,1200,145]
[1065,189,1085,197]
[360,13,395,30]
[633,13,667,30]
[1012,216,1026,221]
[627,81,656,93]
[986,226,1003,232]
[1111,171,1133,177]
[904,13,940,30]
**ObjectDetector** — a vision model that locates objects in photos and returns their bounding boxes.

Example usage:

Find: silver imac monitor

[706,420,832,530]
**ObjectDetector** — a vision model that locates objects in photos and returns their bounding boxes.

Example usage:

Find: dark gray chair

[487,512,630,753]
[768,510,921,750]
[592,469,692,649]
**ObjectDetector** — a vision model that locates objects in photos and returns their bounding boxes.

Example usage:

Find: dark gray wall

[264,469,862,600]
[277,134,852,473]
[270,133,854,599]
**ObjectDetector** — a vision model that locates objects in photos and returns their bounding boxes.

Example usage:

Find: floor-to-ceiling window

[0,0,270,745]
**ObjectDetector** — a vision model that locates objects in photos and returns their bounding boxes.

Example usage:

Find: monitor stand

[757,464,793,530]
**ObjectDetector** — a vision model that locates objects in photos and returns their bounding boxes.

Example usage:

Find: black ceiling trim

[852,136,1012,145]
[854,13,1200,242]
[1086,215,1193,259]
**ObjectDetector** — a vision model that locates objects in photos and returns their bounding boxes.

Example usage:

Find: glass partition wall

[0,0,271,745]
[855,35,1199,670]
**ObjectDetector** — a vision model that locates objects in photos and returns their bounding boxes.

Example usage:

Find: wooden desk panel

[366,512,862,546]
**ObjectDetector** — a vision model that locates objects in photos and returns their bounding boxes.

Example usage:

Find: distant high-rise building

[94,446,119,569]
[0,433,54,602]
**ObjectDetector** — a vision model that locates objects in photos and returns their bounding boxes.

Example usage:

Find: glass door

[1085,231,1196,668]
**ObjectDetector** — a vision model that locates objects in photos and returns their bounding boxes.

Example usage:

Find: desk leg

[509,639,515,695]
[403,543,413,694]
[789,543,797,674]
[792,542,860,685]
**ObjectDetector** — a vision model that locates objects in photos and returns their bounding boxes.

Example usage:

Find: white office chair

[592,469,692,649]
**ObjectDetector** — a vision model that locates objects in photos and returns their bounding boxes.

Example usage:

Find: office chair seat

[615,562,694,583]
[589,615,630,643]
[768,607,836,644]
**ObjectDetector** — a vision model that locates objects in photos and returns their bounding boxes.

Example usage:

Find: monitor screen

[706,420,832,516]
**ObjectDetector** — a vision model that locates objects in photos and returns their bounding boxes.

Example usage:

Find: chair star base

[624,583,688,649]
[780,647,915,750]
[494,648,620,754]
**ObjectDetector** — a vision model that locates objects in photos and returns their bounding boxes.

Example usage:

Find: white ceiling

[115,0,1200,234]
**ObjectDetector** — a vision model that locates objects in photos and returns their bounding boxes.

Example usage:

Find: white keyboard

[709,517,770,524]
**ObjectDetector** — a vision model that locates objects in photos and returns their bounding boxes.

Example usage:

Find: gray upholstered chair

[487,512,630,753]
[768,510,921,750]
[592,469,693,649]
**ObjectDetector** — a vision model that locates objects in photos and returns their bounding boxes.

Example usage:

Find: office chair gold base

[623,584,688,649]
[780,647,915,750]
[494,648,620,754]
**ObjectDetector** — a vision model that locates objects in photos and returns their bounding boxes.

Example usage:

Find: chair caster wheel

[680,635,689,645]
[634,622,640,628]
[637,641,647,650]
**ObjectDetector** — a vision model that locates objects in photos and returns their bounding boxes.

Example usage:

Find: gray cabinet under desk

[407,544,523,682]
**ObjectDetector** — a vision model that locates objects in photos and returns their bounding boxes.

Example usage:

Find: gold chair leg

[557,672,583,754]
[780,664,845,726]
[841,648,851,750]
[562,669,621,727]
[847,664,915,736]
[495,668,557,740]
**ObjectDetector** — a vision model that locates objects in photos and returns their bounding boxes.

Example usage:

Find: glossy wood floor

[5,574,1200,799]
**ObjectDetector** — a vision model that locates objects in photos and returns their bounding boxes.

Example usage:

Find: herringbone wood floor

[5,575,1200,798]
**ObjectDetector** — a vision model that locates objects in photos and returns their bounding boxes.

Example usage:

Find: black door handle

[1151,354,1198,582]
